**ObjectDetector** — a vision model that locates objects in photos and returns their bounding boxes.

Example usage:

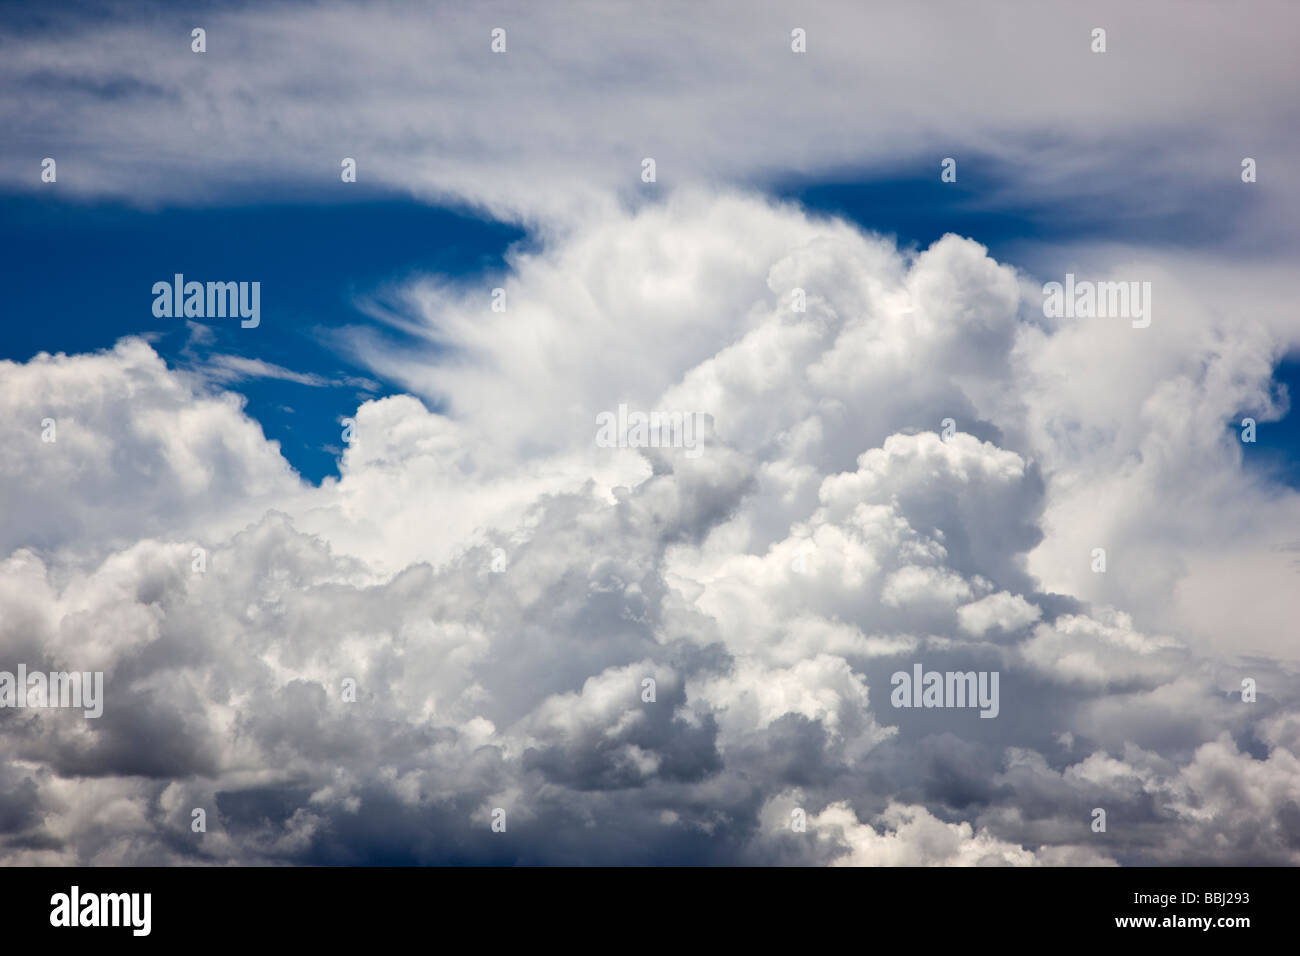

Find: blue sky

[2,194,524,482]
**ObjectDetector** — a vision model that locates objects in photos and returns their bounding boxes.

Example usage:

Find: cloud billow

[2,194,1297,865]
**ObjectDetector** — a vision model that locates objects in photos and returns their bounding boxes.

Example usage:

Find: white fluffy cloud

[0,340,304,560]
[2,194,1297,864]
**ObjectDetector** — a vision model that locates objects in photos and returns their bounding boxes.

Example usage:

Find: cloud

[4,0,1298,249]
[1,194,1297,864]
[958,591,1042,638]
[0,339,304,559]
[201,354,332,388]
[806,801,1084,867]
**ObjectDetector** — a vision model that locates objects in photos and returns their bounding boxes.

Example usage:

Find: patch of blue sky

[0,193,524,484]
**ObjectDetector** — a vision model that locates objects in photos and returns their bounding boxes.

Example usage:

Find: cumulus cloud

[1,194,1296,865]
[0,339,304,559]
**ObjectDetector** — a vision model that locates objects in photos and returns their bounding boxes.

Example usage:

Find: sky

[1,0,1299,866]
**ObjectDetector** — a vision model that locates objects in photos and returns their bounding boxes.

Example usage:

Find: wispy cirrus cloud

[3,0,1297,249]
